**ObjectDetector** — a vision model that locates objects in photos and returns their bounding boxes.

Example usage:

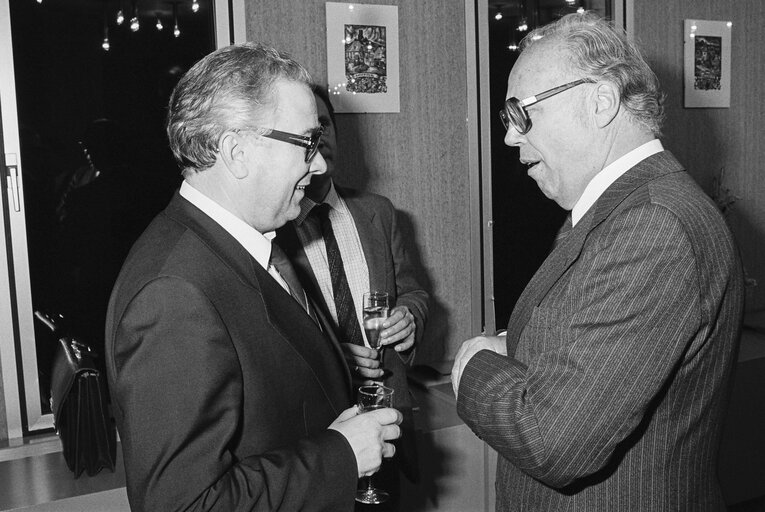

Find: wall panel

[245,0,478,362]
[634,0,765,311]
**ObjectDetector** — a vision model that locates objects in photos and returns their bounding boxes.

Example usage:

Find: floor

[0,442,127,511]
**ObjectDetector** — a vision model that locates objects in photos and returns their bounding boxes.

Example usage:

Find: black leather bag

[37,311,117,477]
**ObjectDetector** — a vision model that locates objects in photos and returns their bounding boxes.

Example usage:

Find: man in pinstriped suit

[452,13,743,511]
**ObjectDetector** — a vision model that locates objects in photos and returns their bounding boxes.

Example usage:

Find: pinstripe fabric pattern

[458,151,744,511]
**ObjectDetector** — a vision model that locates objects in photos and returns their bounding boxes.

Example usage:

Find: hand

[451,335,507,398]
[328,406,402,478]
[342,343,384,381]
[380,305,415,353]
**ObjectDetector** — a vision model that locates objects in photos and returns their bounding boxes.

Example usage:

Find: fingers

[336,405,360,422]
[381,307,415,347]
[356,365,384,379]
[381,441,397,459]
[366,406,403,427]
[342,342,378,359]
[342,343,384,378]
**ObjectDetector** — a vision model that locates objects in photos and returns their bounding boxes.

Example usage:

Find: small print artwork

[693,36,722,91]
[326,3,399,113]
[344,24,387,94]
[684,19,731,108]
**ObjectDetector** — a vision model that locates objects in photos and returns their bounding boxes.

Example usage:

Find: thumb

[335,405,360,423]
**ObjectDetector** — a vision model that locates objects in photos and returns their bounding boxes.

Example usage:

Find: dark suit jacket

[105,192,356,512]
[458,151,744,510]
[276,186,429,481]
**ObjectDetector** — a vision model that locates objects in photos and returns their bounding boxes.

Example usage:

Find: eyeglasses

[499,78,595,135]
[239,125,324,163]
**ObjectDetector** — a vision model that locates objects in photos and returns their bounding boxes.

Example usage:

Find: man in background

[106,43,401,512]
[452,13,743,511]
[277,84,429,510]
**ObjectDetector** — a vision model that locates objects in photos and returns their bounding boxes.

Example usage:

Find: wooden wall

[244,0,478,362]
[633,0,765,312]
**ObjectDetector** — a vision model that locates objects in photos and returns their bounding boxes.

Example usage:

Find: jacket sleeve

[457,204,715,488]
[386,198,429,354]
[110,277,357,512]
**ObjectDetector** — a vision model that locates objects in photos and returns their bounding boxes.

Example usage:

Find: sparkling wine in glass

[355,385,394,505]
[362,291,389,350]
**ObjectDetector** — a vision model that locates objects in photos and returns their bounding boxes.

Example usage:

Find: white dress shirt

[179,180,291,293]
[571,139,664,226]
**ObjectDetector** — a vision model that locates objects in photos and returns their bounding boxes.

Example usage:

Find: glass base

[355,488,390,505]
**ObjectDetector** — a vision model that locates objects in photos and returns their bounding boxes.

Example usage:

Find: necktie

[313,203,365,346]
[269,243,309,312]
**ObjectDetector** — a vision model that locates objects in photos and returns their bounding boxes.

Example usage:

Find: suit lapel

[254,262,351,411]
[169,193,351,407]
[165,193,261,290]
[505,151,685,357]
[275,222,352,393]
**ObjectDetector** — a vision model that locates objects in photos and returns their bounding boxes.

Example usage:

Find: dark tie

[269,243,308,312]
[313,203,365,346]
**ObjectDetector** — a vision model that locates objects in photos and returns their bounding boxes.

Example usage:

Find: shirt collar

[571,139,664,226]
[295,180,341,225]
[179,180,274,269]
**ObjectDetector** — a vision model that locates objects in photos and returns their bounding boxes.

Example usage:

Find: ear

[592,81,620,128]
[217,131,249,179]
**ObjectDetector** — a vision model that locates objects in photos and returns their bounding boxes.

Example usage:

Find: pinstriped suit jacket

[458,151,744,511]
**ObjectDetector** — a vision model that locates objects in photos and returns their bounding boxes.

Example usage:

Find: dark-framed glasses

[499,78,595,135]
[241,125,324,162]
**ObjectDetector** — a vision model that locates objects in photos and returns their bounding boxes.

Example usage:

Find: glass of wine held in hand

[355,384,395,504]
[363,291,390,351]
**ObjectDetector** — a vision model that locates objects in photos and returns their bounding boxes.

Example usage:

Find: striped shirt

[294,181,371,346]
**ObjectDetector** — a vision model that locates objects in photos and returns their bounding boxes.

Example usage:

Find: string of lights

[34,0,200,51]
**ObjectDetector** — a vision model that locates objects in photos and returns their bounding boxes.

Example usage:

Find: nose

[309,150,327,175]
[504,125,526,147]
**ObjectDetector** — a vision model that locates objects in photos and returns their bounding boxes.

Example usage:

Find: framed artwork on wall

[684,19,732,108]
[325,2,399,113]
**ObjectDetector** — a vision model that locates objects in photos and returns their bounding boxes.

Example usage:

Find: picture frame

[683,19,732,108]
[325,2,400,113]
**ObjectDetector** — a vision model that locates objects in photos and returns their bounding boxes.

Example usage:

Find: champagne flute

[362,291,390,352]
[355,384,394,505]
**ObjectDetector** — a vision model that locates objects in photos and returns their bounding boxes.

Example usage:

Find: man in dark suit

[452,13,744,511]
[105,43,401,512]
[276,85,429,510]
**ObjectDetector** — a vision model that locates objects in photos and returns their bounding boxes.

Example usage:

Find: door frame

[0,0,245,441]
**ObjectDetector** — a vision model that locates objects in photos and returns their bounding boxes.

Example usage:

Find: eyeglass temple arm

[264,128,313,148]
[518,78,596,107]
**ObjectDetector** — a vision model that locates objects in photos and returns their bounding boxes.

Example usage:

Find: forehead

[314,94,332,120]
[268,80,317,127]
[506,42,570,98]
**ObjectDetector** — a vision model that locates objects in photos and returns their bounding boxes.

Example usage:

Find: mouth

[520,158,541,173]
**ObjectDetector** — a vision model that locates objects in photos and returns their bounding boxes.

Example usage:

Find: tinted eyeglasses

[241,125,324,162]
[499,78,595,135]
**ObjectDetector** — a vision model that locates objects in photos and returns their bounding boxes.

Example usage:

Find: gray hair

[521,12,665,136]
[167,42,312,172]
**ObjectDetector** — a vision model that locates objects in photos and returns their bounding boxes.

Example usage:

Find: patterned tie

[313,203,365,346]
[269,243,308,312]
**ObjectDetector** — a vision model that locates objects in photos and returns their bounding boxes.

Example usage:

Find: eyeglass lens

[499,99,530,134]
